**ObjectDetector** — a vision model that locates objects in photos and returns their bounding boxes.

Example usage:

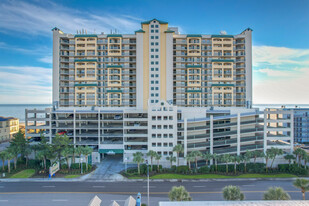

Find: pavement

[86,154,135,181]
[0,179,307,206]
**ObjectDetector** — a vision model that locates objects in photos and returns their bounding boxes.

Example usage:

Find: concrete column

[98,109,100,145]
[210,115,213,165]
[73,109,76,145]
[48,109,52,144]
[25,109,28,138]
[184,118,188,163]
[237,113,241,155]
[263,110,267,153]
[290,111,294,154]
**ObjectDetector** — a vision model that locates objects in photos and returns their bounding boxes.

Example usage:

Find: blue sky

[0,0,309,104]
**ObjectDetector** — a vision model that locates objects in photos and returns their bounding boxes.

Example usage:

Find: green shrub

[278,164,308,176]
[198,166,210,174]
[152,165,162,172]
[70,163,80,170]
[27,159,41,169]
[176,166,189,174]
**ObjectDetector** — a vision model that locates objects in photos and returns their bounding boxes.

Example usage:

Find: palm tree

[83,146,93,171]
[202,152,212,166]
[263,187,290,200]
[186,153,195,170]
[8,146,18,170]
[252,150,262,164]
[0,151,6,171]
[265,149,273,173]
[168,186,192,201]
[270,148,283,168]
[190,151,202,170]
[242,151,251,173]
[75,146,83,169]
[173,144,184,167]
[166,154,176,168]
[147,150,157,171]
[304,154,309,169]
[61,147,72,170]
[299,149,307,166]
[284,154,295,165]
[222,185,244,201]
[133,152,144,175]
[221,154,231,174]
[155,153,161,172]
[231,155,241,174]
[5,150,14,173]
[293,178,309,200]
[293,148,303,166]
[212,153,219,173]
[24,146,32,168]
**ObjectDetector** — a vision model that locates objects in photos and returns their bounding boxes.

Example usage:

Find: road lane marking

[93,186,105,188]
[42,186,55,188]
[52,199,68,202]
[193,186,206,188]
[142,186,156,188]
[243,185,255,187]
[0,191,301,195]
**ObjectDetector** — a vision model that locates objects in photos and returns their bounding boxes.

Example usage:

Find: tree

[265,149,273,173]
[173,144,184,167]
[5,150,14,173]
[51,134,71,169]
[252,150,262,164]
[212,153,219,173]
[186,154,195,170]
[304,154,309,169]
[0,151,6,171]
[263,187,290,200]
[168,186,192,201]
[10,130,28,162]
[293,148,304,166]
[284,154,295,166]
[222,185,244,201]
[75,146,83,169]
[299,149,307,166]
[133,152,144,175]
[270,148,283,168]
[221,154,231,174]
[24,145,32,168]
[83,146,93,171]
[147,150,157,171]
[8,145,19,170]
[61,147,72,170]
[190,151,202,170]
[242,151,251,173]
[202,152,212,167]
[231,155,241,174]
[155,153,161,172]
[293,178,309,200]
[166,154,176,168]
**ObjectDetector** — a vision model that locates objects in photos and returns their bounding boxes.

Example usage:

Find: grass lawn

[127,173,297,179]
[64,174,81,178]
[10,169,35,178]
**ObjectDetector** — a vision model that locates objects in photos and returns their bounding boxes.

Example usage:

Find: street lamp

[124,157,128,173]
[146,160,149,206]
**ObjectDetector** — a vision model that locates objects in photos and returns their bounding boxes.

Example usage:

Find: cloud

[0,66,52,104]
[255,68,301,78]
[0,0,142,36]
[38,56,52,64]
[253,45,309,67]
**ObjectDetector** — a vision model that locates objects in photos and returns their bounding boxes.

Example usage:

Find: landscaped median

[10,169,36,178]
[127,173,297,179]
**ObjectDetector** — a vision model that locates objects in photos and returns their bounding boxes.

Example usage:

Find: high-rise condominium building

[25,19,293,166]
[53,18,252,109]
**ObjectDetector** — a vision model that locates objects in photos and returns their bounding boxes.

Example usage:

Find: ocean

[0,104,309,123]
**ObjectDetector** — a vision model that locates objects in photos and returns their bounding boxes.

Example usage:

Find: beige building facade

[0,116,19,142]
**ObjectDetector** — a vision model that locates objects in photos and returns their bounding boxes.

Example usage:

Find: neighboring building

[52,18,252,109]
[293,108,309,143]
[263,108,294,153]
[26,18,292,166]
[0,116,19,142]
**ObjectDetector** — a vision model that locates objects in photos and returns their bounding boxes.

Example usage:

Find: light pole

[81,154,84,174]
[124,157,128,173]
[146,160,149,206]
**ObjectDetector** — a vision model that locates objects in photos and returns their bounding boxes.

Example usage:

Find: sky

[0,0,309,104]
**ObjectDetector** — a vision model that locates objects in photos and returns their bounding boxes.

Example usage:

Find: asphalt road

[0,179,306,206]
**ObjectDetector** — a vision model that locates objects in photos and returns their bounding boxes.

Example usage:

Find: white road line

[52,199,68,202]
[142,186,156,188]
[93,186,105,188]
[243,185,255,187]
[193,186,206,188]
[42,186,55,188]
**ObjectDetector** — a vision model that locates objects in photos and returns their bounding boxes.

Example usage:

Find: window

[158,116,162,120]
[157,134,162,138]
[152,116,156,120]
[151,25,154,28]
[155,74,159,77]
[152,143,156,147]
[151,68,154,71]
[151,100,154,103]
[164,134,168,138]
[152,134,156,138]
[151,87,154,90]
[164,143,168,147]
[155,42,159,45]
[169,152,173,155]
[169,125,173,129]
[169,143,173,147]
[152,125,156,129]
[169,133,173,138]
[151,55,154,58]
[155,25,159,28]
[151,93,154,97]
[155,49,159,52]
[151,74,154,77]
[155,36,159,39]
[155,68,159,71]
[155,87,159,90]
[151,81,154,84]
[158,143,162,147]
[157,125,162,129]
[151,61,154,65]
[169,116,173,120]
[155,93,159,97]
[151,36,154,39]
[156,100,159,103]
[155,81,159,84]
[164,116,168,120]
[164,151,168,155]
[151,30,154,33]
[151,42,154,46]
[151,49,154,52]
[164,125,168,129]
[155,30,159,33]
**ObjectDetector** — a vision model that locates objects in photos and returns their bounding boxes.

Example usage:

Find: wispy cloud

[0,66,52,104]
[0,0,142,36]
[38,56,52,64]
[253,45,309,67]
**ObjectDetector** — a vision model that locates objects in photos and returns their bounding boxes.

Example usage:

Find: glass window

[152,116,156,120]
[152,143,156,147]
[152,125,156,129]
[155,25,159,28]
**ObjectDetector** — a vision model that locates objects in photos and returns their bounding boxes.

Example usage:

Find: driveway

[87,154,135,181]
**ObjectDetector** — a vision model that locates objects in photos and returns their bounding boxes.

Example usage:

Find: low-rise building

[0,116,19,142]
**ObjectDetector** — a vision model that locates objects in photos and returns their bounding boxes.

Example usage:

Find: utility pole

[146,160,149,206]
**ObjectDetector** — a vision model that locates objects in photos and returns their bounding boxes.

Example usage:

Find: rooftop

[0,116,17,122]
